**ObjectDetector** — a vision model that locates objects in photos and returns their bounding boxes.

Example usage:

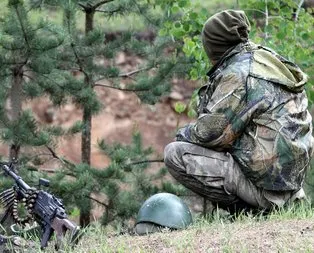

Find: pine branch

[131,0,157,26]
[37,72,64,88]
[93,0,115,10]
[0,43,25,51]
[95,7,122,15]
[127,159,164,165]
[78,3,86,10]
[78,0,114,10]
[152,61,176,87]
[70,43,89,80]
[14,4,31,54]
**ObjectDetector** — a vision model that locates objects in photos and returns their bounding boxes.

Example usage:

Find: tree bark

[79,8,95,227]
[9,67,23,162]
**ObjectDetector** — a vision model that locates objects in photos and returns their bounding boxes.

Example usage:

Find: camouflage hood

[250,45,308,92]
[202,10,250,62]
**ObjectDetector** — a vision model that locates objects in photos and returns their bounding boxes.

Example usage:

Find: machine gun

[0,162,80,249]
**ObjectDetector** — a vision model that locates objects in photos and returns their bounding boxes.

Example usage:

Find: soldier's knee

[164,142,178,167]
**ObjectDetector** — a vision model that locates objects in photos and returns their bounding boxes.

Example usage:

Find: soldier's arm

[182,73,267,149]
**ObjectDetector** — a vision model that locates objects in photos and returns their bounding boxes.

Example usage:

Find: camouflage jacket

[178,41,313,191]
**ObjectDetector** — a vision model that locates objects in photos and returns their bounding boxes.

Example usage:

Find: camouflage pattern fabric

[164,141,275,208]
[175,41,313,191]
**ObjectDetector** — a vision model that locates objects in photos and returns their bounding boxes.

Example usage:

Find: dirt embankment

[105,219,314,252]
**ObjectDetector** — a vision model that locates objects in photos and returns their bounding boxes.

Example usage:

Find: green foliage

[157,0,210,80]
[48,132,181,228]
[2,111,52,147]
[164,0,313,85]
[36,0,194,227]
[0,0,183,229]
[174,101,186,114]
[159,0,314,121]
[1,0,281,230]
[0,0,77,159]
[240,0,314,95]
[66,121,84,135]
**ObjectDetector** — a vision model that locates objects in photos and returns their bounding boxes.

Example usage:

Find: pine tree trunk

[81,109,92,165]
[79,8,95,227]
[80,108,92,227]
[85,8,94,33]
[9,67,23,161]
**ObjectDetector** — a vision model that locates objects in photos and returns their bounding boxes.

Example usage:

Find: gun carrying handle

[41,225,53,249]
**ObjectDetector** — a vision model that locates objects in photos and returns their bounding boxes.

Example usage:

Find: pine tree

[0,0,68,162]
[17,0,191,227]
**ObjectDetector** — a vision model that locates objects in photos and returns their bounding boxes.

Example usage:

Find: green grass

[4,202,314,252]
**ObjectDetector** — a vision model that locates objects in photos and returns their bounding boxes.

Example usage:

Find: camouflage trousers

[164,142,305,210]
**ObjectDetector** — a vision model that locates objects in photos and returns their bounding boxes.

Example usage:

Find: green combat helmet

[135,193,193,235]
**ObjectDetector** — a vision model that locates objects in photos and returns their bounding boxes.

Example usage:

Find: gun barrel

[2,164,31,191]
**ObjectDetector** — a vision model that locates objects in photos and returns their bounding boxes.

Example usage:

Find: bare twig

[29,168,75,177]
[45,146,62,161]
[243,9,266,15]
[119,67,151,78]
[127,159,164,166]
[85,195,109,208]
[268,16,285,20]
[294,0,305,21]
[93,83,150,92]
[95,67,152,83]
[264,0,269,40]
[45,145,77,169]
[22,73,35,81]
